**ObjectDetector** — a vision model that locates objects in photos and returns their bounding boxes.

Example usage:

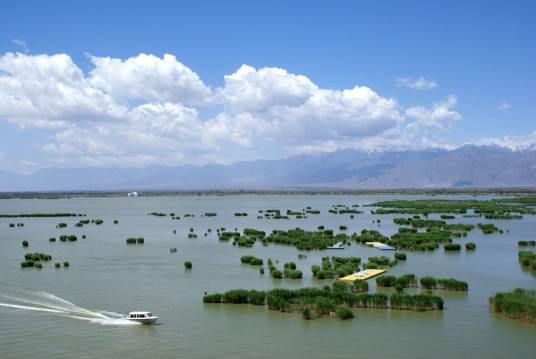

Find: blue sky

[0,0,534,172]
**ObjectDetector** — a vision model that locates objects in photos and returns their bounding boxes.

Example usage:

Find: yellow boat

[339,269,386,282]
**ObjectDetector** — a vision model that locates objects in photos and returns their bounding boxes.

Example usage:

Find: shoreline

[1,187,536,199]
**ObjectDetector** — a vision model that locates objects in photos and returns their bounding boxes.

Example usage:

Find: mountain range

[1,144,536,191]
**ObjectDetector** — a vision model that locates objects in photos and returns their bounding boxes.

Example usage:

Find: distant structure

[127,191,139,197]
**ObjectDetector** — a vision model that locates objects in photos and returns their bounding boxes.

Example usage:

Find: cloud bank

[0,52,468,168]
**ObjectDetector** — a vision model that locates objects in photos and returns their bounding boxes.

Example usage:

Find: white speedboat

[327,242,345,249]
[125,311,158,324]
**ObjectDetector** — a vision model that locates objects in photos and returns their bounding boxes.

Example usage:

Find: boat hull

[126,317,158,324]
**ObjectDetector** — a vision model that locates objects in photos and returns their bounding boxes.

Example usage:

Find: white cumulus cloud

[0,52,126,128]
[89,53,212,107]
[220,64,317,112]
[218,65,402,146]
[0,52,472,169]
[405,95,461,130]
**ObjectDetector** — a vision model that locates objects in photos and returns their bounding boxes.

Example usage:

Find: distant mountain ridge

[1,145,536,191]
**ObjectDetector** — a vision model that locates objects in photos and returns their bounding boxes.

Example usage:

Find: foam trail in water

[0,287,140,326]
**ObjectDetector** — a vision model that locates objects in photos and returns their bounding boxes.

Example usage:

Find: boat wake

[0,286,139,326]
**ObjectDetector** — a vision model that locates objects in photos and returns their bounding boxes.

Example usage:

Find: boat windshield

[146,313,152,317]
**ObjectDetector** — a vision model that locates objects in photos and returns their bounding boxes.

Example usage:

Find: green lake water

[0,194,535,358]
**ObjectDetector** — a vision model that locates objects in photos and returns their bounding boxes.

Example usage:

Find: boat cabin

[128,312,153,318]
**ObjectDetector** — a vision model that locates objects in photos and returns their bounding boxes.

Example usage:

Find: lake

[1,194,535,359]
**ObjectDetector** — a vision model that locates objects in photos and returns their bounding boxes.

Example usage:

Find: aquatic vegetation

[63,261,70,267]
[351,229,389,244]
[203,293,223,303]
[489,288,536,323]
[484,214,522,220]
[396,274,418,288]
[370,199,536,215]
[203,282,443,320]
[285,268,303,279]
[376,275,397,287]
[495,196,536,205]
[284,262,296,270]
[248,290,266,305]
[301,305,313,319]
[336,305,354,319]
[57,234,77,242]
[420,276,437,289]
[444,243,461,251]
[264,228,341,250]
[148,212,167,217]
[34,262,43,269]
[388,229,451,252]
[393,217,474,240]
[114,220,119,224]
[240,255,263,265]
[222,289,250,303]
[49,237,56,242]
[394,252,407,260]
[394,217,446,228]
[312,256,361,279]
[233,236,254,247]
[184,261,192,269]
[420,276,468,291]
[170,248,178,253]
[20,260,34,268]
[126,237,144,244]
[353,279,369,292]
[25,253,52,261]
[234,212,248,216]
[57,223,67,228]
[518,251,536,269]
[339,225,348,231]
[390,293,444,311]
[365,256,391,268]
[465,242,476,250]
[477,223,499,234]
[55,262,61,268]
[204,212,217,217]
[329,205,362,215]
[22,240,28,247]
[218,231,240,241]
[437,278,469,291]
[518,240,536,247]
[0,213,84,218]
